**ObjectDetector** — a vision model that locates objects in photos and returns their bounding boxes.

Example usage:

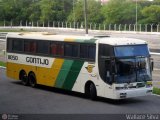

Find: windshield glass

[114,45,149,57]
[115,57,151,83]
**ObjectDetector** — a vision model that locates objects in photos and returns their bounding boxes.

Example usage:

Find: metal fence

[1,20,160,33]
[0,33,7,59]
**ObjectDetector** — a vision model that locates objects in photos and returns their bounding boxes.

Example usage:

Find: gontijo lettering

[26,57,49,65]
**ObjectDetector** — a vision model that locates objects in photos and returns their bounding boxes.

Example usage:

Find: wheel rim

[29,75,36,87]
[21,72,28,85]
[89,83,96,100]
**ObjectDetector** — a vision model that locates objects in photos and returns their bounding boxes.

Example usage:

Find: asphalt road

[0,69,160,114]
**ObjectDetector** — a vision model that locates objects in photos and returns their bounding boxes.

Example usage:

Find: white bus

[6,33,153,100]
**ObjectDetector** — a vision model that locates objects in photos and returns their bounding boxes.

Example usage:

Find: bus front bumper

[112,87,153,99]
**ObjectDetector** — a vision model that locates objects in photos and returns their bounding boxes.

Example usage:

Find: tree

[0,0,36,24]
[67,0,103,23]
[27,1,41,22]
[39,0,55,22]
[140,5,160,24]
[101,0,141,25]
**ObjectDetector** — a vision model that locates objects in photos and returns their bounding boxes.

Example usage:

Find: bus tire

[89,83,97,100]
[19,70,28,86]
[85,82,97,100]
[28,72,37,88]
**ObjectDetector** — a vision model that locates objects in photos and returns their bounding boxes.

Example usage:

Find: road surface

[0,69,160,114]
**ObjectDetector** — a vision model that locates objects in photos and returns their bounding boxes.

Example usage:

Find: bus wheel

[19,71,28,86]
[89,83,97,100]
[85,82,97,100]
[28,72,37,87]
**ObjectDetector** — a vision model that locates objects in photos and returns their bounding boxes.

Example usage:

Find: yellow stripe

[7,58,64,87]
[50,59,64,86]
[64,38,75,42]
[7,62,37,80]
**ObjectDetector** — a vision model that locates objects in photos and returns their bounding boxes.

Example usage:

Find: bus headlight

[146,81,152,88]
[120,93,127,98]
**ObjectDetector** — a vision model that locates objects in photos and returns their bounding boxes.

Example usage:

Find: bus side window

[88,45,96,60]
[57,44,64,56]
[51,43,64,56]
[7,38,12,52]
[64,44,72,57]
[37,41,49,55]
[80,45,88,59]
[24,40,36,53]
[80,44,95,61]
[51,44,57,55]
[30,42,36,53]
[72,44,79,57]
[12,39,23,52]
[64,43,78,57]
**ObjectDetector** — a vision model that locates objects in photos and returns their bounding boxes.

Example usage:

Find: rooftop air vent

[94,35,110,38]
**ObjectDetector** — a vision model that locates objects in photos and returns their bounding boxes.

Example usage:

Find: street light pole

[136,0,138,32]
[73,0,75,23]
[84,0,88,35]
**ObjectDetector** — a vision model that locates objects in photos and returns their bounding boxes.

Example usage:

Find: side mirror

[150,58,154,71]
[112,73,116,83]
[111,59,116,73]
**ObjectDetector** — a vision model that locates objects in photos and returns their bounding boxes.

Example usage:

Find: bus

[6,32,153,100]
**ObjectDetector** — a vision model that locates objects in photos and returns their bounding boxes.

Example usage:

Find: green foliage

[140,5,160,24]
[153,87,160,95]
[39,0,55,22]
[67,0,84,23]
[0,61,6,67]
[101,0,141,25]
[39,0,73,22]
[88,0,104,23]
[68,0,103,23]
[28,2,41,21]
[0,0,160,25]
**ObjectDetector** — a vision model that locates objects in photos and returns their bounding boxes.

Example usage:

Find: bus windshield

[115,57,152,83]
[114,45,149,57]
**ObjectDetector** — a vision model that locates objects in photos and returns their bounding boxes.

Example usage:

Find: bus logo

[85,65,95,73]
[2,114,8,120]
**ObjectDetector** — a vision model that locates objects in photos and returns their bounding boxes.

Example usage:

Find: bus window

[57,44,64,56]
[88,45,96,59]
[64,44,78,57]
[80,45,88,58]
[99,44,114,58]
[7,38,12,52]
[72,44,79,57]
[80,44,95,61]
[64,44,72,57]
[12,39,23,52]
[24,40,36,53]
[51,44,57,55]
[51,43,64,56]
[37,41,49,55]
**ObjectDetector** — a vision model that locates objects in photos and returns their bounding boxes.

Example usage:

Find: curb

[0,66,6,69]
[152,94,160,97]
[1,27,160,35]
[150,52,160,55]
[0,39,6,42]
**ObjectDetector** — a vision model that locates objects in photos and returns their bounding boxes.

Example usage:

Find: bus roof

[7,32,93,41]
[98,37,147,46]
[7,32,147,46]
